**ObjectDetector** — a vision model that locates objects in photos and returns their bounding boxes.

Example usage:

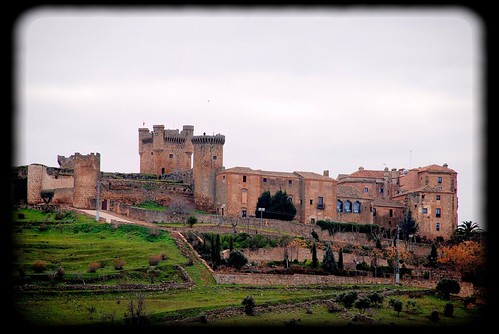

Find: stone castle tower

[73,152,100,209]
[192,134,225,210]
[139,124,225,210]
[139,125,194,175]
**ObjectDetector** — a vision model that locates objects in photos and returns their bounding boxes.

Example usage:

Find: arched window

[353,201,361,213]
[344,200,352,213]
[336,200,343,212]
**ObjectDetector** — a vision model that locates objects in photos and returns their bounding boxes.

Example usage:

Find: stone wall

[128,206,188,223]
[27,164,75,205]
[212,273,474,297]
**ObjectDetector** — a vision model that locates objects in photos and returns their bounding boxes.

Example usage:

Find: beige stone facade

[214,167,336,224]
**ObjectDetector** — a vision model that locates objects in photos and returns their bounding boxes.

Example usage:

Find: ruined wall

[27,164,74,205]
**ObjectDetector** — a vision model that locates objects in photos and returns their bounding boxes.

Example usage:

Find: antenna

[409,149,412,169]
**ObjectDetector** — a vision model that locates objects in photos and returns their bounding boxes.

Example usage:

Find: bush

[88,261,101,273]
[435,278,461,299]
[444,303,454,317]
[113,258,126,270]
[187,216,198,228]
[242,296,255,316]
[227,250,248,270]
[148,254,162,266]
[429,310,440,322]
[337,291,358,308]
[32,260,48,273]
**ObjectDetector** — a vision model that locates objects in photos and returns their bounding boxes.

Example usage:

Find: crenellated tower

[192,133,225,211]
[138,124,195,175]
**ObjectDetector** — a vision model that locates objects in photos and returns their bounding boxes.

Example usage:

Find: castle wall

[73,153,100,209]
[27,164,74,205]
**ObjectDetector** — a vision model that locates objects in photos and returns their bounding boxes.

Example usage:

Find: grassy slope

[11,208,486,328]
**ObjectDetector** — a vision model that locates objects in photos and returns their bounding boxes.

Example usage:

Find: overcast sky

[13,5,485,229]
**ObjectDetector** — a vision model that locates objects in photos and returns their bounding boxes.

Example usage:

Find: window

[161,167,165,175]
[436,208,441,218]
[222,175,226,180]
[169,153,173,158]
[337,200,343,212]
[300,199,303,205]
[310,199,313,205]
[288,180,292,185]
[379,188,384,193]
[423,208,428,214]
[344,200,352,213]
[438,176,442,184]
[388,220,392,226]
[436,222,441,231]
[213,155,217,160]
[353,201,361,213]
[317,196,324,209]
[436,195,440,200]
[242,210,247,217]
[243,175,247,183]
[364,187,368,193]
[241,189,248,204]
[421,194,425,199]
[310,218,316,224]
[373,208,377,216]
[262,177,267,183]
[389,209,393,217]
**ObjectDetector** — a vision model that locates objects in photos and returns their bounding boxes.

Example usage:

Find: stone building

[14,123,459,240]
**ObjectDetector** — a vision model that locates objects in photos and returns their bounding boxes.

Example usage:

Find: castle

[13,123,458,240]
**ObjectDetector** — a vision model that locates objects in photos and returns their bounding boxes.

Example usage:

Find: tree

[255,189,297,221]
[399,208,419,241]
[40,189,54,211]
[311,242,318,269]
[438,240,486,285]
[354,297,371,314]
[389,298,403,317]
[455,221,483,241]
[242,296,256,316]
[321,242,337,273]
[227,250,248,270]
[427,243,439,268]
[187,216,197,228]
[435,278,460,299]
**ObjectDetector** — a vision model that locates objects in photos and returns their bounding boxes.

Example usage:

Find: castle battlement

[191,135,225,145]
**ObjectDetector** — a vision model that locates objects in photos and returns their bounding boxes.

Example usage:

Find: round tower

[181,125,195,169]
[73,152,101,209]
[192,134,225,211]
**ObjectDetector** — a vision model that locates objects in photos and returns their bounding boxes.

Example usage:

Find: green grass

[11,208,487,328]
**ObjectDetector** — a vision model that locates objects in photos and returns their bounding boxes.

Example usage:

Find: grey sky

[13,6,484,229]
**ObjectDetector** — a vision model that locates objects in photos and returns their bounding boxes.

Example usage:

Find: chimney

[323,170,329,177]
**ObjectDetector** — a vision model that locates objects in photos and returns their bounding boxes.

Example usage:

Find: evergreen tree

[311,242,318,268]
[321,242,337,273]
[229,235,234,252]
[399,208,419,241]
[255,189,297,221]
[338,248,344,270]
[427,243,438,268]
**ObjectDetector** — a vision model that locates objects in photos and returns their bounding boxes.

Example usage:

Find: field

[10,208,487,328]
